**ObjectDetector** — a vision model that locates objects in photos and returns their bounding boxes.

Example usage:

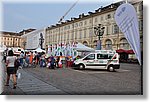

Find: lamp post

[22,41,26,49]
[39,33,44,49]
[94,24,105,50]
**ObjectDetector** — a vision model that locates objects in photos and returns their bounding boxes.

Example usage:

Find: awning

[126,50,134,54]
[116,49,134,54]
[116,49,125,53]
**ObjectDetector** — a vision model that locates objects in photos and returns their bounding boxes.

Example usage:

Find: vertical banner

[115,3,141,65]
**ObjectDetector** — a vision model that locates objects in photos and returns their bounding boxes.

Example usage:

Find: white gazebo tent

[71,43,95,58]
[34,47,46,53]
[73,42,95,52]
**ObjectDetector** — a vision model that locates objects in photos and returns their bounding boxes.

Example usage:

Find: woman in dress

[5,50,17,89]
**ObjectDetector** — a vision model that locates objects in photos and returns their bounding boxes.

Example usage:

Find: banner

[115,3,141,65]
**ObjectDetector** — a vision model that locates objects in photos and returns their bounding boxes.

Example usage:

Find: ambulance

[73,50,120,71]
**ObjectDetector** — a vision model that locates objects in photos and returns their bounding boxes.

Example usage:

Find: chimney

[88,12,93,14]
[71,17,75,21]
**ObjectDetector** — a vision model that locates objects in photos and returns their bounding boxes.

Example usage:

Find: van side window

[18,49,21,51]
[97,54,109,59]
[84,54,95,60]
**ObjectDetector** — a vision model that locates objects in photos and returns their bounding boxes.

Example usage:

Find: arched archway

[105,39,112,50]
[83,41,88,46]
[119,38,129,50]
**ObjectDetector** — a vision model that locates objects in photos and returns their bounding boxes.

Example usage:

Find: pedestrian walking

[24,54,30,68]
[40,53,46,68]
[5,50,18,89]
[56,56,60,68]
[20,51,24,67]
[50,55,55,69]
[33,51,38,65]
[29,52,34,64]
[46,57,51,69]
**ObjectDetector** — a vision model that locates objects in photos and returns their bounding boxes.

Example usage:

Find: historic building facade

[0,31,22,48]
[45,1,143,52]
[0,28,36,49]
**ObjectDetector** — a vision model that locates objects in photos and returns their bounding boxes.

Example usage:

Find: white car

[73,50,120,71]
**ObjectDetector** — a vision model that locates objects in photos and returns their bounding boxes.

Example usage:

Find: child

[47,57,51,69]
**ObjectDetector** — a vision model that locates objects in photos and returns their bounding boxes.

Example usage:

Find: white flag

[115,3,141,65]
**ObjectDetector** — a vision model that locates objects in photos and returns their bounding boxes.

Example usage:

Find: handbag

[14,59,20,70]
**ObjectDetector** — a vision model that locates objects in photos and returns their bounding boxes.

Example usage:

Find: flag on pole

[115,3,141,65]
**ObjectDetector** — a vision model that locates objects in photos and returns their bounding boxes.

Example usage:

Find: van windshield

[97,54,114,59]
[78,52,91,58]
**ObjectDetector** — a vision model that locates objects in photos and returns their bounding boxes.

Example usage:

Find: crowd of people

[2,50,76,70]
[15,51,65,69]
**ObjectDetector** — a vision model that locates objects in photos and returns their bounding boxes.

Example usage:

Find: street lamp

[94,24,105,50]
[39,33,44,49]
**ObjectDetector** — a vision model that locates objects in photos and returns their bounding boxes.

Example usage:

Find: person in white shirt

[5,50,17,89]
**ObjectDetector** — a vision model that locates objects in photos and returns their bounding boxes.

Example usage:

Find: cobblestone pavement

[1,57,142,95]
[22,63,142,95]
[1,59,67,95]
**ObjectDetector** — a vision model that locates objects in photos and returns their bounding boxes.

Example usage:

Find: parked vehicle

[11,47,25,55]
[73,50,120,71]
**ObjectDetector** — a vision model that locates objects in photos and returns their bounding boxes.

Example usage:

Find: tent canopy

[34,47,46,52]
[73,43,95,52]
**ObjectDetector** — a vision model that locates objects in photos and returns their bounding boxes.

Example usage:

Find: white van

[12,47,24,55]
[73,50,120,71]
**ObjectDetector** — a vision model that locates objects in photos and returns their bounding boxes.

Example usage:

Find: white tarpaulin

[34,47,46,52]
[73,43,95,52]
[115,3,141,65]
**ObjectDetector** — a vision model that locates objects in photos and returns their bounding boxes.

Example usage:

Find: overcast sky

[2,0,120,32]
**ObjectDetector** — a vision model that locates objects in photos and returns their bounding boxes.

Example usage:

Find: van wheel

[79,64,85,70]
[107,66,115,72]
